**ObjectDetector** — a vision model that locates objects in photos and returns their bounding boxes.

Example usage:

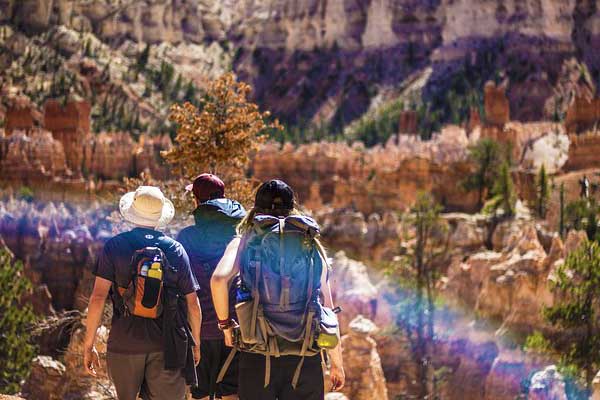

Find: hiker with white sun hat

[119,185,176,228]
[84,185,202,400]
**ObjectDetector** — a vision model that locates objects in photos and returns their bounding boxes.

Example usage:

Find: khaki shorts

[107,351,186,400]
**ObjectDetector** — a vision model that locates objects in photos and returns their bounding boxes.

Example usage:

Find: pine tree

[0,246,36,394]
[484,162,517,217]
[462,138,505,209]
[83,39,93,58]
[544,240,600,389]
[183,80,197,104]
[391,193,447,399]
[171,74,183,101]
[136,44,151,73]
[535,164,550,219]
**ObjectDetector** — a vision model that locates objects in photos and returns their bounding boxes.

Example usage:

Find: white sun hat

[119,186,175,228]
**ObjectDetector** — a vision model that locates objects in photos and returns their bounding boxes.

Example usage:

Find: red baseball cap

[186,173,225,202]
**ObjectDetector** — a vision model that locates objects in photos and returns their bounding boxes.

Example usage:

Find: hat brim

[119,191,175,228]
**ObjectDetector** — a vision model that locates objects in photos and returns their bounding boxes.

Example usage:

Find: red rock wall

[5,105,36,135]
[484,81,510,127]
[252,141,480,215]
[563,133,600,171]
[564,97,600,134]
[0,129,68,182]
[43,100,92,176]
[43,100,91,133]
[398,110,418,135]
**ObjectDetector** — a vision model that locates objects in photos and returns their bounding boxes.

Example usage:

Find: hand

[192,346,201,366]
[223,328,234,347]
[83,344,100,377]
[330,364,345,392]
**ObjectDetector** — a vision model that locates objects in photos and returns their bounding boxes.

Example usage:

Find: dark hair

[254,179,295,214]
[237,179,298,234]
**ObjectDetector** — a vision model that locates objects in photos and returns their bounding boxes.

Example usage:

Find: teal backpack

[219,215,339,388]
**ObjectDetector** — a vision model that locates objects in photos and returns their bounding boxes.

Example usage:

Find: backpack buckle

[280,276,291,308]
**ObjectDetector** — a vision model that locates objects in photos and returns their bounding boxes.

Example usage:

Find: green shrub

[523,331,551,353]
[0,246,37,394]
[544,240,600,389]
[17,186,34,202]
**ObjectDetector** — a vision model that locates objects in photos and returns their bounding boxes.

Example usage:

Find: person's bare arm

[83,277,112,377]
[210,237,242,345]
[186,292,202,365]
[320,257,346,391]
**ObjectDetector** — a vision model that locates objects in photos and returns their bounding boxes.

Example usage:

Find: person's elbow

[186,292,202,317]
[88,277,111,305]
[211,271,229,287]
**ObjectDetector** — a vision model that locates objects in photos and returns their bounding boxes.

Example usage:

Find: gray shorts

[107,351,186,400]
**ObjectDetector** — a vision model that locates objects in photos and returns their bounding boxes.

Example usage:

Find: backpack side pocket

[317,305,339,350]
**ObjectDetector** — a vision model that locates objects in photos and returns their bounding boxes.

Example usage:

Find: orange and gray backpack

[117,246,169,319]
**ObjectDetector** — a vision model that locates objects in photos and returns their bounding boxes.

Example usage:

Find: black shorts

[191,339,239,399]
[238,352,324,400]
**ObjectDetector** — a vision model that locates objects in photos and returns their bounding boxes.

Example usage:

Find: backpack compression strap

[250,249,261,339]
[290,242,318,389]
[278,218,291,308]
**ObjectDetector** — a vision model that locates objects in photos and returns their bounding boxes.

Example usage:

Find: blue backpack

[225,214,339,388]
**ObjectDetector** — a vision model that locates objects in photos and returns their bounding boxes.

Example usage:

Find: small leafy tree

[535,164,550,219]
[463,138,505,209]
[163,73,280,205]
[0,245,37,394]
[484,162,517,217]
[544,240,600,389]
[391,193,447,399]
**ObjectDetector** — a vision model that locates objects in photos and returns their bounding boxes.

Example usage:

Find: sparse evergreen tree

[0,246,37,394]
[183,80,197,104]
[392,193,447,399]
[171,74,183,101]
[83,39,93,58]
[157,61,175,100]
[535,164,550,219]
[136,44,151,73]
[143,77,153,98]
[484,162,517,217]
[462,138,505,209]
[544,240,600,390]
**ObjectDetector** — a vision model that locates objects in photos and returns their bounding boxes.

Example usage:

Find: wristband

[217,318,238,331]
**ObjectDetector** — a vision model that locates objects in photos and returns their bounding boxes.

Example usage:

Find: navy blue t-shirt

[93,227,199,354]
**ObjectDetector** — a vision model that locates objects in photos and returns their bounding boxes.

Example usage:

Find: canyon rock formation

[340,316,388,400]
[230,0,600,125]
[2,0,600,129]
[0,196,591,399]
[253,126,480,215]
[528,365,567,400]
[0,99,171,186]
[21,356,67,400]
